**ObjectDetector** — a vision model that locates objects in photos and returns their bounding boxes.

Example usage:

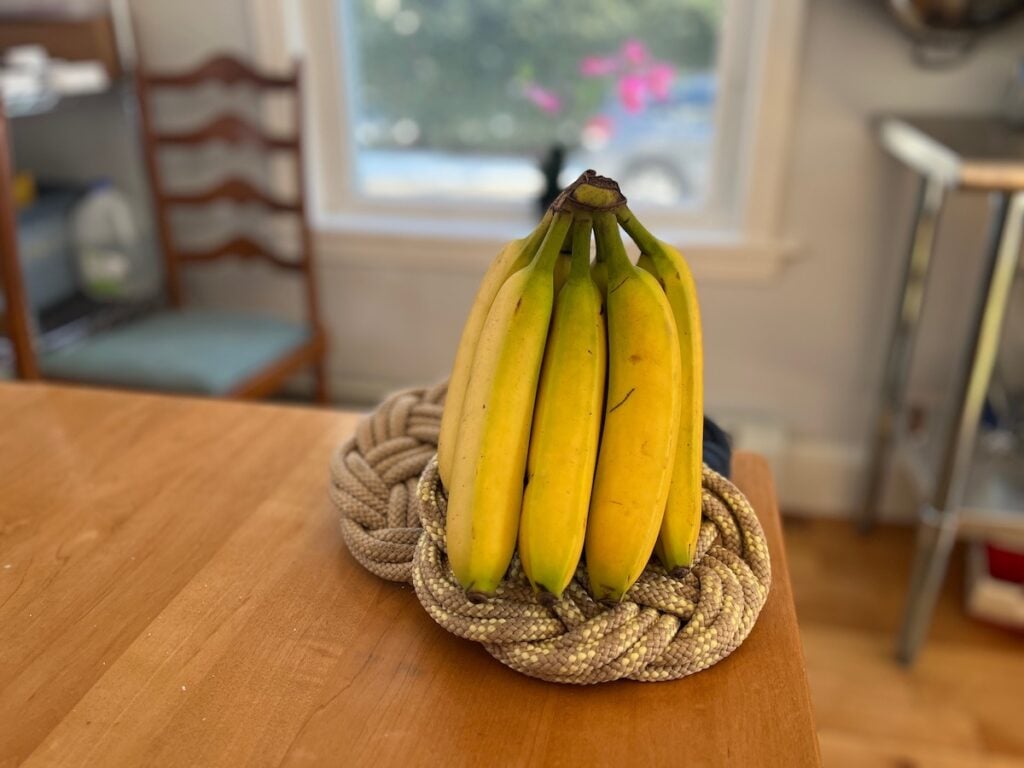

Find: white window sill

[312,213,797,281]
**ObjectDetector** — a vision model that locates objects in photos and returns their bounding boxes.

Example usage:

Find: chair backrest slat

[178,235,303,272]
[163,177,300,213]
[142,54,297,89]
[153,114,297,151]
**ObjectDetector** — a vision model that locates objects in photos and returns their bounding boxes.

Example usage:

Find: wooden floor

[784,518,1024,768]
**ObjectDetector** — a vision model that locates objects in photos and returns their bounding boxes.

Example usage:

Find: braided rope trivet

[329,384,771,684]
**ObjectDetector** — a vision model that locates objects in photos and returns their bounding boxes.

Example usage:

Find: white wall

[18,0,1023,513]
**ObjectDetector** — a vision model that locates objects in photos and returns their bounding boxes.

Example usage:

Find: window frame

[251,0,806,280]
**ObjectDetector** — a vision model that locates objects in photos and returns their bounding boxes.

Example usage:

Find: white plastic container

[71,181,149,300]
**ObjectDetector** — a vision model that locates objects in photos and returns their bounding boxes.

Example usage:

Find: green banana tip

[590,580,626,605]
[465,588,492,604]
[535,586,559,608]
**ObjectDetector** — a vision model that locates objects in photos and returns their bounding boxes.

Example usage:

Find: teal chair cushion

[39,309,310,395]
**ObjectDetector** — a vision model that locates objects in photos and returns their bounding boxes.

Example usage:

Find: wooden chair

[36,55,328,402]
[0,98,38,380]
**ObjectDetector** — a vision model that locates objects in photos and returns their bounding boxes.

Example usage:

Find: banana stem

[559,218,573,255]
[532,211,573,272]
[592,212,632,285]
[593,228,607,264]
[569,216,592,279]
[524,208,555,253]
[615,206,660,255]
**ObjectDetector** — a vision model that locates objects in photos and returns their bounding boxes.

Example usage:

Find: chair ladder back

[135,53,320,335]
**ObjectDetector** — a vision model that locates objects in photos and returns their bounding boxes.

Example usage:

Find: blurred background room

[0,0,1023,764]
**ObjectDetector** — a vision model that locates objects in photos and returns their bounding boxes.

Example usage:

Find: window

[258,0,803,275]
[341,0,727,212]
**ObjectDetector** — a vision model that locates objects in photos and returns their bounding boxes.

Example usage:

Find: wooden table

[0,383,819,767]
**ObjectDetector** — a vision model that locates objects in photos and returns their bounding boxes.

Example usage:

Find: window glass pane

[343,0,724,208]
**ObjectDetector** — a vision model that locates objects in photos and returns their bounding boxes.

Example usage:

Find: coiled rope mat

[329,383,771,684]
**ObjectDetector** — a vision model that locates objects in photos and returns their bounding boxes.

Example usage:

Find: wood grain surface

[0,383,819,767]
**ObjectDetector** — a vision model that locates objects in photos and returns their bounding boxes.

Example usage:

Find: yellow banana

[446,211,574,597]
[519,216,606,600]
[585,213,681,602]
[622,209,704,573]
[437,211,552,489]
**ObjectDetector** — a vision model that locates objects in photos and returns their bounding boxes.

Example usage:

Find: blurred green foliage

[348,0,721,153]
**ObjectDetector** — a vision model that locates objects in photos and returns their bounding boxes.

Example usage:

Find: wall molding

[774,437,916,522]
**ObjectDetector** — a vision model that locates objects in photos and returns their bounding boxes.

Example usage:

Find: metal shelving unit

[899,434,1024,543]
[862,114,1024,664]
[0,6,157,377]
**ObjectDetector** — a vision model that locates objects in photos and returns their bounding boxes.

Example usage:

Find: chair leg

[312,357,329,405]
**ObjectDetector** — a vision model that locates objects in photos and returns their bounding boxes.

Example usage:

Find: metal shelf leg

[896,505,958,664]
[859,175,946,533]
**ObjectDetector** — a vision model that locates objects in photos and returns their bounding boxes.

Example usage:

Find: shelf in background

[0,14,120,77]
[898,433,1024,542]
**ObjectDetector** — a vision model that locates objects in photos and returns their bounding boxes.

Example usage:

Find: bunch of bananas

[437,172,703,604]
